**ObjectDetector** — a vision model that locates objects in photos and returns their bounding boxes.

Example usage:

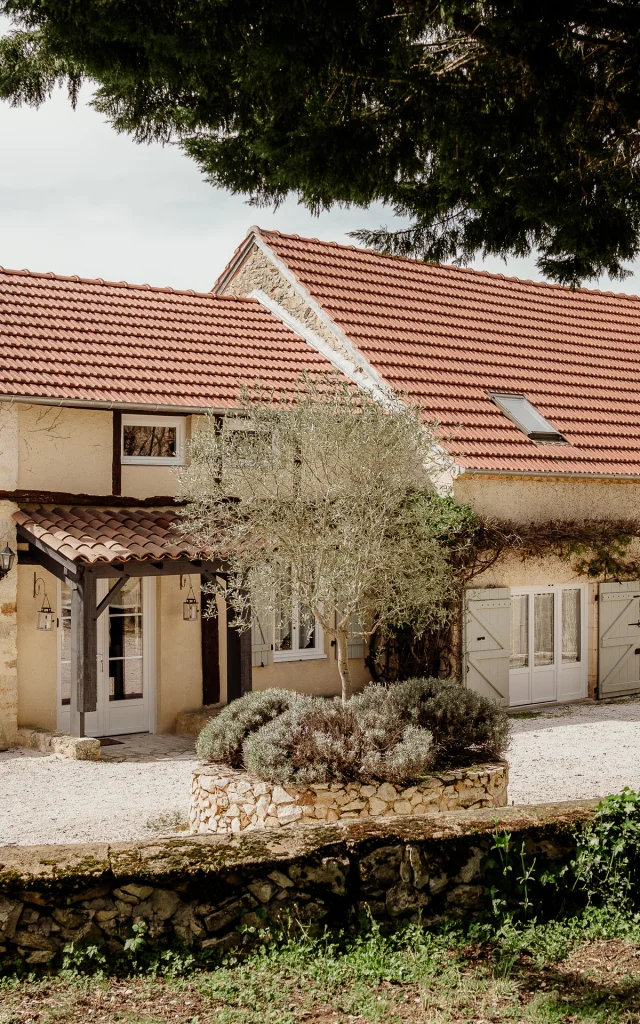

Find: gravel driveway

[2,699,640,846]
[508,697,640,804]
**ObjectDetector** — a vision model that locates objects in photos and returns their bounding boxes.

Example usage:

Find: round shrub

[196,688,298,766]
[351,678,509,763]
[242,695,436,787]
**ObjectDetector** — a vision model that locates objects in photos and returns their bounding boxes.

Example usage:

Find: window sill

[121,457,185,467]
[273,651,327,663]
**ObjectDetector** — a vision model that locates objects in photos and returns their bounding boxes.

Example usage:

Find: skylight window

[489,393,566,443]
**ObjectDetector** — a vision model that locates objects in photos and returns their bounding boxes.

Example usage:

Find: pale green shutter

[347,613,365,659]
[599,582,640,697]
[464,588,511,706]
[251,598,273,668]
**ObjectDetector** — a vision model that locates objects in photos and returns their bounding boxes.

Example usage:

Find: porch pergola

[13,506,252,737]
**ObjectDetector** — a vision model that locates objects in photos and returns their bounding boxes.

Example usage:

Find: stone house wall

[0,802,593,969]
[190,763,508,834]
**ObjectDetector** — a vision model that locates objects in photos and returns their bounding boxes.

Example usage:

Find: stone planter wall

[189,762,508,835]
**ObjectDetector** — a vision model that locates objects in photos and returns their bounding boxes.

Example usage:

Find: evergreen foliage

[195,688,298,767]
[241,694,437,787]
[198,678,507,785]
[2,2,640,283]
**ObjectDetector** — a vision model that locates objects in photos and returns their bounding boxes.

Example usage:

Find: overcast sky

[2,83,640,296]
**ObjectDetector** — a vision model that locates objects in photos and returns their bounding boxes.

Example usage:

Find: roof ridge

[254,227,640,304]
[0,265,262,304]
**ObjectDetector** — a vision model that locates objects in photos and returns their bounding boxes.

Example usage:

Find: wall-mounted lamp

[33,574,54,631]
[180,575,199,621]
[0,543,15,578]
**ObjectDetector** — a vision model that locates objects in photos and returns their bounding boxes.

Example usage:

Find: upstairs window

[121,415,186,466]
[489,393,565,443]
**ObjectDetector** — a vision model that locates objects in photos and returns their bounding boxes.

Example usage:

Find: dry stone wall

[0,803,594,970]
[190,763,508,834]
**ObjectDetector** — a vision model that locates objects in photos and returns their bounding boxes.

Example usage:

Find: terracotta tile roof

[253,228,640,477]
[0,267,331,409]
[13,506,198,564]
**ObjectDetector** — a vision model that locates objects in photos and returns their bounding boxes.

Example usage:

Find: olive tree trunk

[336,631,352,702]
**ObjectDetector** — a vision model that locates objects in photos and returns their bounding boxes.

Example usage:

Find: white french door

[57,577,156,736]
[509,585,587,706]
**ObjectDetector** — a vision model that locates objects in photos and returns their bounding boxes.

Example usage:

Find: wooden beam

[87,558,223,579]
[16,526,79,578]
[96,576,129,619]
[17,542,79,583]
[69,570,98,737]
[112,410,122,496]
[201,579,220,706]
[226,596,252,702]
[4,488,185,506]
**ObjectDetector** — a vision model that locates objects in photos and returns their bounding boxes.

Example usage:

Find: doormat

[97,737,124,746]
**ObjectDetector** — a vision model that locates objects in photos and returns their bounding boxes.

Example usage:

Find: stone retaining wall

[0,802,593,970]
[189,763,508,834]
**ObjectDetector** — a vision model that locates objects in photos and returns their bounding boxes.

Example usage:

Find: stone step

[175,704,223,737]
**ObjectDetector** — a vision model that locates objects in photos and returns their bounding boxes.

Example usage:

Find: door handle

[476,636,486,641]
[630,622,640,627]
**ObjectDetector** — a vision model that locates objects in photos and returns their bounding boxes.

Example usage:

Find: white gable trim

[249,230,391,394]
[248,289,393,404]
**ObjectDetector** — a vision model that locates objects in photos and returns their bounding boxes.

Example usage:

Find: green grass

[3,909,640,1023]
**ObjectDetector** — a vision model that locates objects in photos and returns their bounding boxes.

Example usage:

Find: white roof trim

[248,289,393,404]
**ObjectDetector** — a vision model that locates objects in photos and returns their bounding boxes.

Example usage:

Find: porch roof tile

[13,506,198,564]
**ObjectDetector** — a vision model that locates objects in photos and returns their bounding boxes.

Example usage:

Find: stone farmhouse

[1,228,639,747]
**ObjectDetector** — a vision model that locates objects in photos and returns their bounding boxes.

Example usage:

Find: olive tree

[178,376,459,701]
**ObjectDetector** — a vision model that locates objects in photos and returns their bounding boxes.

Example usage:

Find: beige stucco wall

[16,564,58,732]
[454,473,640,524]
[253,652,371,697]
[155,575,203,733]
[0,404,18,746]
[18,405,112,494]
[121,465,181,499]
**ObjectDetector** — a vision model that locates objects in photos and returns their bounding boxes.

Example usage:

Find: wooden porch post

[226,594,252,703]
[201,577,220,706]
[70,569,98,737]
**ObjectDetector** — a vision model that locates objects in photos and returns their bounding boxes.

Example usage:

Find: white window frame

[121,414,186,466]
[508,583,588,706]
[273,602,326,662]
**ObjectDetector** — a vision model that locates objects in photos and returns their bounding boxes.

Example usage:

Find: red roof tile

[254,229,640,476]
[13,506,198,564]
[0,267,331,409]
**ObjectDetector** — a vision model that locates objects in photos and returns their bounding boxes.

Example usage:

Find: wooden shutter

[251,598,273,668]
[464,588,511,706]
[344,610,364,659]
[599,582,640,697]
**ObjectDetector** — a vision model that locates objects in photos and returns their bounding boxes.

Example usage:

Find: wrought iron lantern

[33,574,54,631]
[180,575,199,621]
[0,543,15,577]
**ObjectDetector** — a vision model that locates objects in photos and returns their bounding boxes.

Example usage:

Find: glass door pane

[60,582,72,705]
[562,589,581,663]
[510,594,529,669]
[534,593,555,666]
[107,578,143,701]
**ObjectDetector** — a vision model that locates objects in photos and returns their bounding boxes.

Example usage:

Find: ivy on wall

[366,496,640,683]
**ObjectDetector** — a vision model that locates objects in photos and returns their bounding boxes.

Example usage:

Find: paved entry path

[2,700,640,846]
